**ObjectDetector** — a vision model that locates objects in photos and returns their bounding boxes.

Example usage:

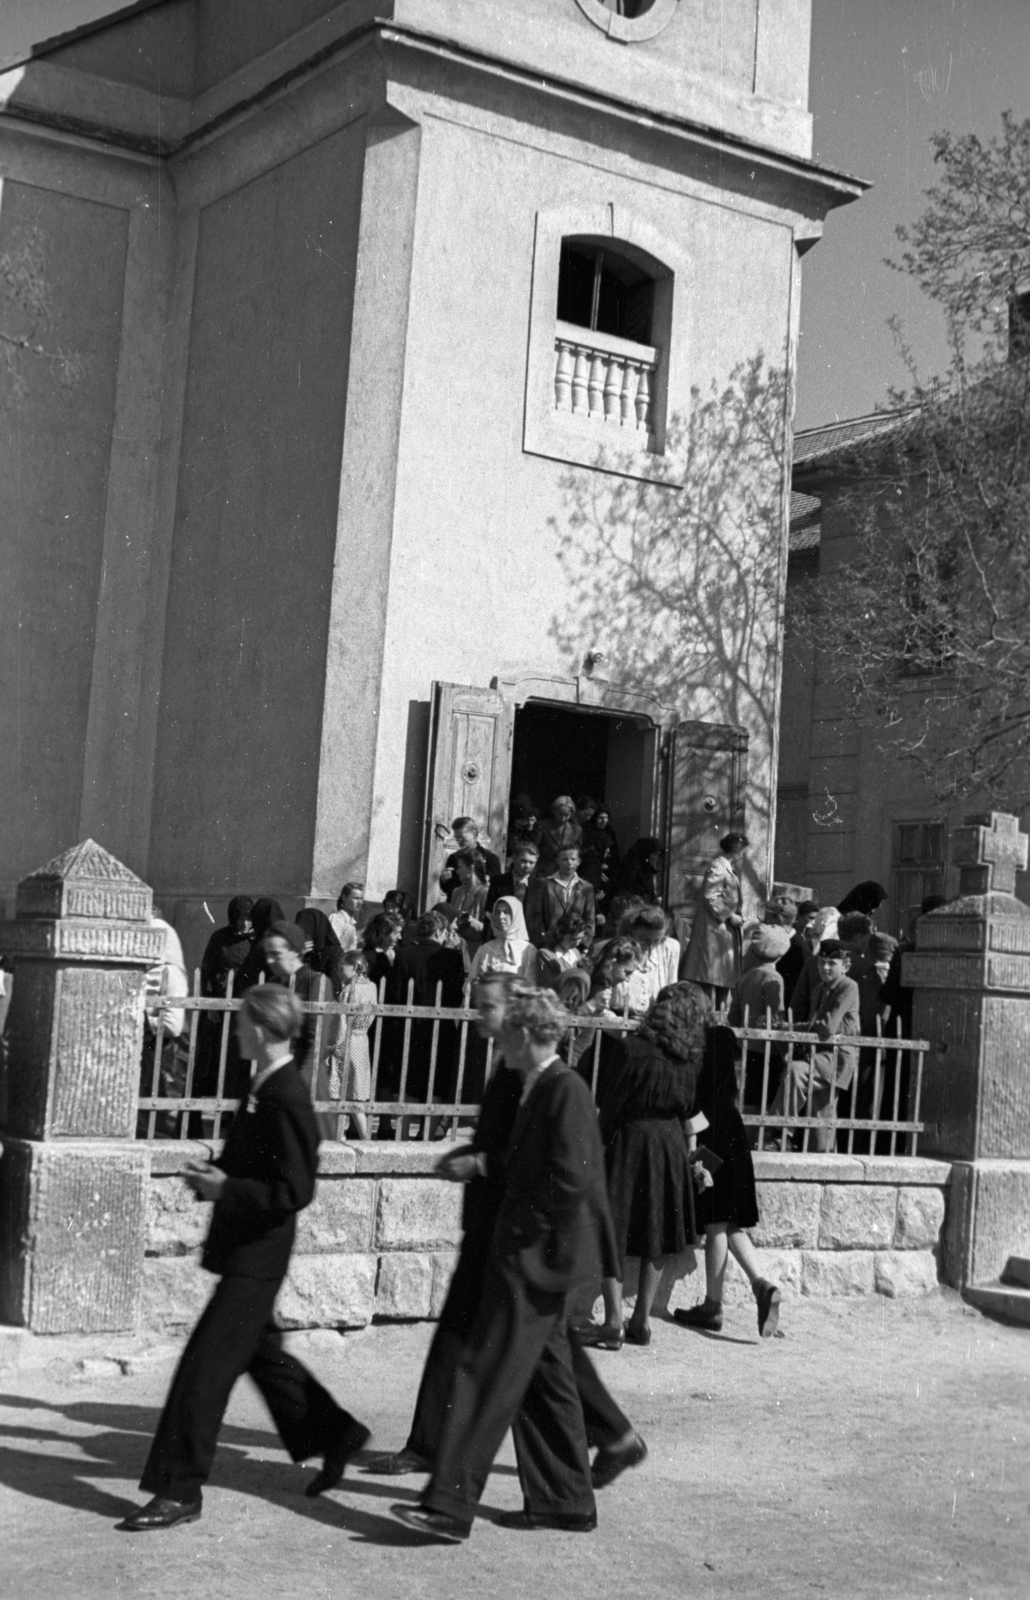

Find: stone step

[1000,1256,1030,1289]
[964,1282,1030,1327]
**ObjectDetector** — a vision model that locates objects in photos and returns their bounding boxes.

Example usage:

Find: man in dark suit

[439,815,502,899]
[367,974,642,1481]
[120,986,369,1532]
[539,845,597,945]
[485,839,549,947]
[394,986,641,1542]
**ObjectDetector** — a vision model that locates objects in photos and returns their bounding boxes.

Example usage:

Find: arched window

[557,239,655,345]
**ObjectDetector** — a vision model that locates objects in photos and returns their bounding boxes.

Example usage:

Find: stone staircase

[965,1256,1030,1326]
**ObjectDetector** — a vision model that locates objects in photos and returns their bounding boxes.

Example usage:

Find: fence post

[902,811,1030,1290]
[0,840,160,1332]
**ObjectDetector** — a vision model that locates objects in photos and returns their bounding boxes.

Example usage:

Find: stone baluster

[553,339,573,412]
[587,350,606,417]
[634,363,652,431]
[603,356,623,420]
[902,811,1030,1292]
[570,345,589,415]
[0,840,161,1333]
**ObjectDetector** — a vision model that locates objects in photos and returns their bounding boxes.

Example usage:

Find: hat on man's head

[750,925,792,961]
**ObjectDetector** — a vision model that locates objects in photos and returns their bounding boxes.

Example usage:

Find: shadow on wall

[548,354,789,901]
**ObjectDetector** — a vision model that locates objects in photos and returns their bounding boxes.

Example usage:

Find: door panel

[420,682,514,908]
[665,721,748,917]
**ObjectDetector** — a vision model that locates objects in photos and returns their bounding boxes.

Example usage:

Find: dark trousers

[140,1273,360,1503]
[422,1257,599,1526]
[408,1235,629,1463]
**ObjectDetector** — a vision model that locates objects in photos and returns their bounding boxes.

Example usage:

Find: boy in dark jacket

[121,985,368,1531]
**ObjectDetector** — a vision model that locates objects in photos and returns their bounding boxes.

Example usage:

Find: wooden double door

[419,681,747,914]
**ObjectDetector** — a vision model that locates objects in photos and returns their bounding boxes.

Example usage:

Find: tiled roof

[793,409,912,467]
[788,524,821,554]
[790,490,821,524]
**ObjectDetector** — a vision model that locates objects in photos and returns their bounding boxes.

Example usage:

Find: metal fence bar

[136,993,930,1151]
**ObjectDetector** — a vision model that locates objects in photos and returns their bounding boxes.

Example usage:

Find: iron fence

[136,975,928,1155]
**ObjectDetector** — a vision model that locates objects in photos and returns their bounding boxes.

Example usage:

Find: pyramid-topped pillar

[903,812,1030,1289]
[0,841,158,1332]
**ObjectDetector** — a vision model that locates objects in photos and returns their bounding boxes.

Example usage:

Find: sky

[1,0,1028,430]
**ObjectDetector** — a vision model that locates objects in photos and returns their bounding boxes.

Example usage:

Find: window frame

[522,203,686,486]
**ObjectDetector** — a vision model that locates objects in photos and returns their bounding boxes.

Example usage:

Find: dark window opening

[510,702,650,859]
[1009,288,1030,363]
[557,239,655,345]
[892,821,946,935]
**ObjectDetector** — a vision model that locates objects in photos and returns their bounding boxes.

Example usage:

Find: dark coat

[203,1059,319,1280]
[440,847,502,899]
[539,875,597,944]
[485,873,549,946]
[387,940,466,1008]
[492,1061,616,1293]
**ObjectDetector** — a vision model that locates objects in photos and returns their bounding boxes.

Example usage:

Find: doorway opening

[509,700,653,859]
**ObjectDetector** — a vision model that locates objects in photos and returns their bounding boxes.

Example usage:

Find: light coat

[680,854,743,989]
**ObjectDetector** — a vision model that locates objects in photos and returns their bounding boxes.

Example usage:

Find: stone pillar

[0,840,160,1333]
[903,812,1030,1289]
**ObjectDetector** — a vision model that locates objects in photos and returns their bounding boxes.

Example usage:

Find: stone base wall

[142,1144,953,1334]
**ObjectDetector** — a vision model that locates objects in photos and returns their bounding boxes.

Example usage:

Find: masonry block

[0,1139,148,1332]
[142,1254,213,1331]
[801,1249,876,1296]
[723,1248,803,1307]
[818,1184,897,1250]
[752,1182,821,1248]
[373,1178,464,1249]
[296,1178,375,1254]
[376,1252,434,1319]
[430,1251,460,1317]
[893,1188,946,1250]
[277,1253,377,1328]
[874,1251,939,1297]
[147,1176,212,1256]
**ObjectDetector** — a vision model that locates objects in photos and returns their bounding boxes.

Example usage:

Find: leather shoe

[363,1447,431,1476]
[623,1322,651,1346]
[574,1322,624,1352]
[673,1302,724,1333]
[591,1431,648,1489]
[498,1509,597,1532]
[118,1495,202,1532]
[755,1279,782,1339]
[305,1420,371,1497]
[391,1504,471,1542]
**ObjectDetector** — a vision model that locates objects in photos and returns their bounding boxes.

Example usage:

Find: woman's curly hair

[637,983,708,1069]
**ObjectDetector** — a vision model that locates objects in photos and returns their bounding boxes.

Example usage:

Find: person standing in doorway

[541,845,597,945]
[120,985,370,1531]
[439,818,502,899]
[536,795,584,877]
[486,839,548,946]
[679,833,748,1007]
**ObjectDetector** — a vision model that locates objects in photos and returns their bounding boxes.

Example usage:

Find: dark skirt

[605,1117,694,1261]
[694,1103,759,1230]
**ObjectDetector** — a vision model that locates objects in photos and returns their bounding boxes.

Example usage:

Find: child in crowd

[538,911,589,987]
[329,948,378,1139]
[730,923,792,1113]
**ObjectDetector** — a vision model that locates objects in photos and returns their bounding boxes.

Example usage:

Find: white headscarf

[491,894,529,961]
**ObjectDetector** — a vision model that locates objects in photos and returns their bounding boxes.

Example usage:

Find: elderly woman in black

[582,985,704,1348]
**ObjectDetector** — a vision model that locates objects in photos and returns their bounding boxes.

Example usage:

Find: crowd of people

[120,971,780,1541]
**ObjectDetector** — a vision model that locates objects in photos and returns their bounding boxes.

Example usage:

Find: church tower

[0,0,864,957]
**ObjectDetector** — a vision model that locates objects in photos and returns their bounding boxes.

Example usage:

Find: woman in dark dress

[237,897,286,990]
[614,837,664,904]
[295,907,343,993]
[672,991,782,1339]
[196,896,254,1100]
[588,985,704,1347]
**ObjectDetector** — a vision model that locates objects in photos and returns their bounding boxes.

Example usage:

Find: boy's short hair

[241,985,302,1040]
[502,984,570,1044]
[416,909,448,940]
[556,843,581,859]
[839,912,873,943]
[553,911,587,940]
[513,839,540,856]
[796,899,820,920]
[451,815,478,834]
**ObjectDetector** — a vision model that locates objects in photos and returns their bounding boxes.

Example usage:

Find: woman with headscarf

[836,881,888,921]
[614,837,664,904]
[196,896,255,1102]
[295,907,343,993]
[581,985,705,1349]
[237,897,286,990]
[467,896,539,984]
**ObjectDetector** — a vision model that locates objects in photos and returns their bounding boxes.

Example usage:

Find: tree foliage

[789,114,1030,803]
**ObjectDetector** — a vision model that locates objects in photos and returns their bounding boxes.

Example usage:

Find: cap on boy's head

[817,939,847,961]
[751,925,792,961]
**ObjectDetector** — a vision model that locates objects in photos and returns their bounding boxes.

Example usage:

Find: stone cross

[951,811,1029,896]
